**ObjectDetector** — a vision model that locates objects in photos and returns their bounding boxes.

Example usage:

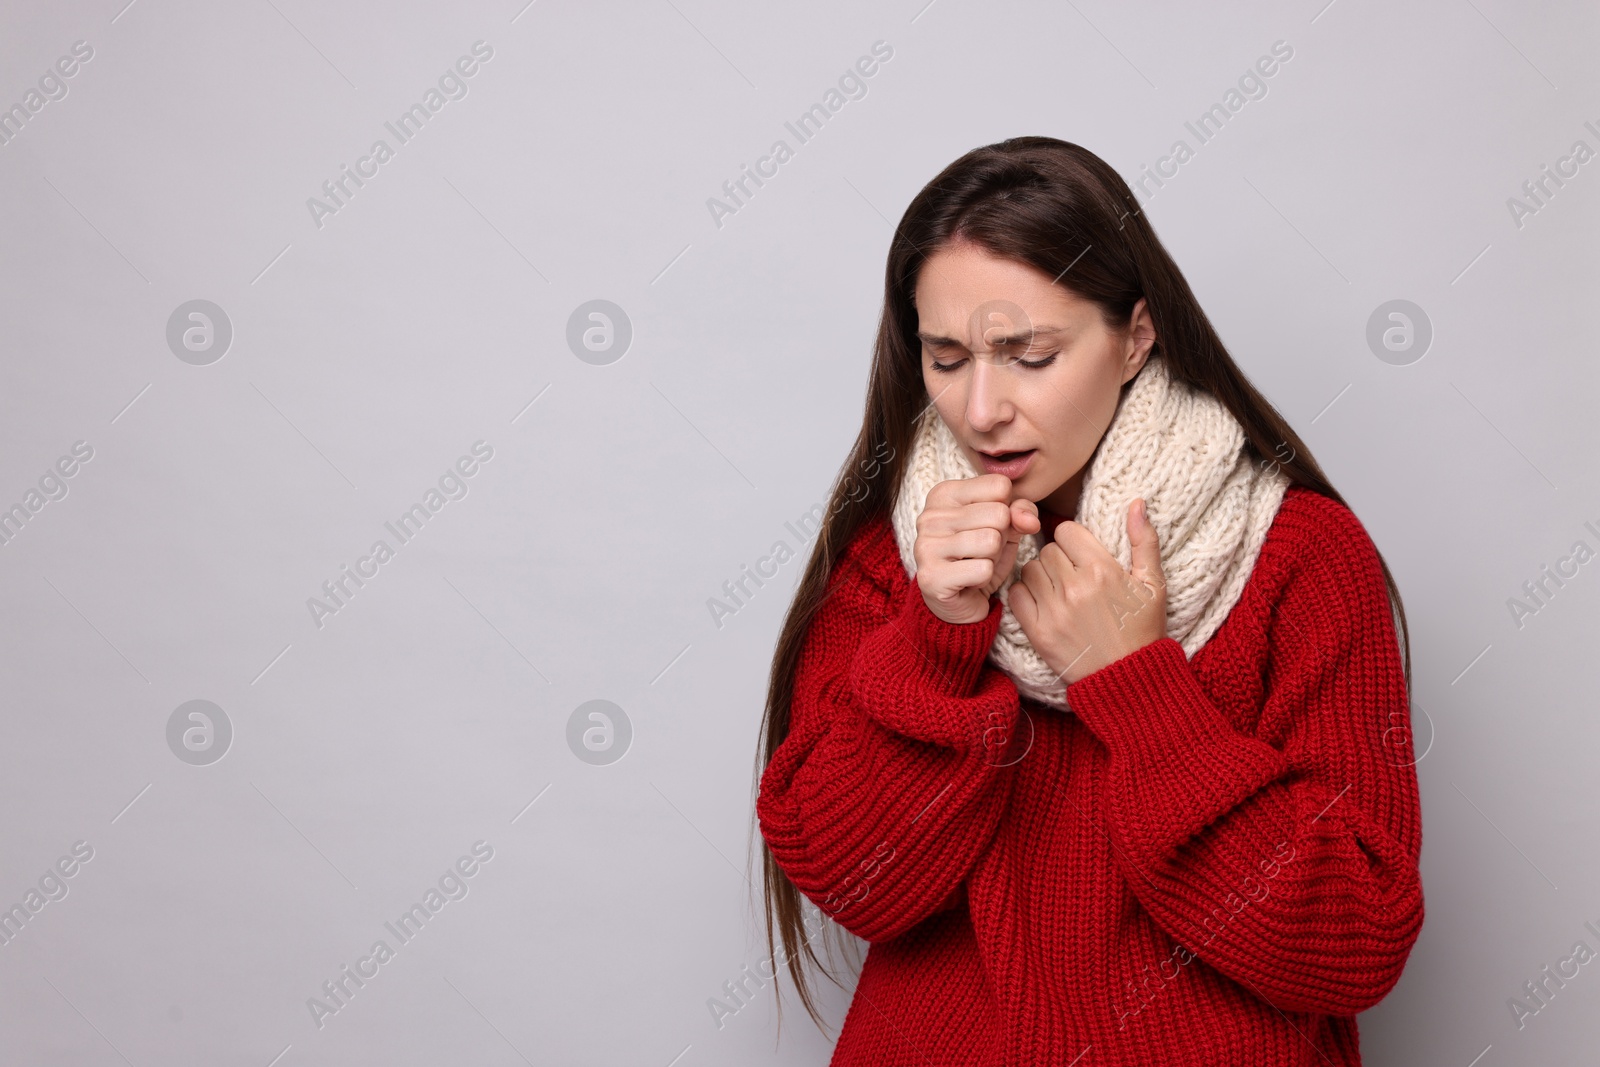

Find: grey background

[0,0,1595,1064]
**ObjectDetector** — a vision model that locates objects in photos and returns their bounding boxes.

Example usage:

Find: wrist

[920,588,998,627]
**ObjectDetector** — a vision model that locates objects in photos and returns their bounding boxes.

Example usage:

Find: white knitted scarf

[889,354,1290,710]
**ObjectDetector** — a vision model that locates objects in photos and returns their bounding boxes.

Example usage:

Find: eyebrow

[916,325,1066,347]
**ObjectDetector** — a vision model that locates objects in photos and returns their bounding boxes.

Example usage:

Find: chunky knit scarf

[889,354,1291,710]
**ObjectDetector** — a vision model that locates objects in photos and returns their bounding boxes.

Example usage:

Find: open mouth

[976,448,1037,477]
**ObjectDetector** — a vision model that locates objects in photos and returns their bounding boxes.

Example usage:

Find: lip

[976,448,1036,479]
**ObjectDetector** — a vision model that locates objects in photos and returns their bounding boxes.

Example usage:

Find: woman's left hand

[1009,498,1169,687]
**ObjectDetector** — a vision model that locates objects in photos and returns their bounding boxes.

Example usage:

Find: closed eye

[928,352,1058,373]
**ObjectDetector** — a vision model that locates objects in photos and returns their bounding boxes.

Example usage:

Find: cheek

[1033,389,1087,441]
[928,386,965,429]
[1044,366,1122,448]
[1030,398,1105,475]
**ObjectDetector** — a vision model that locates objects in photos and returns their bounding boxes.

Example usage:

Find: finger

[1009,498,1042,537]
[930,557,996,593]
[926,473,1015,509]
[931,527,1008,563]
[1008,577,1036,624]
[994,527,1022,581]
[1051,519,1110,568]
[920,499,1013,537]
[1034,542,1072,588]
[1127,498,1166,588]
[1020,555,1058,599]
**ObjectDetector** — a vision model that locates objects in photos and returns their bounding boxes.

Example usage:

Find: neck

[1040,469,1085,517]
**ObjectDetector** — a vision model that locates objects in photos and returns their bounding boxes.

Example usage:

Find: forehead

[913,243,1092,339]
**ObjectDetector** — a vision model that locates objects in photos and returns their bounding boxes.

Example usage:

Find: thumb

[1127,498,1165,591]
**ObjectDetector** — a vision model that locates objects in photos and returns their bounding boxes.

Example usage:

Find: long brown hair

[749,135,1412,1033]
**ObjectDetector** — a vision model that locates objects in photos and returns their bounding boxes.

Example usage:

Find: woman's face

[914,240,1157,516]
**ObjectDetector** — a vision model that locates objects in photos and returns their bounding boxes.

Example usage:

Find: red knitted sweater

[756,485,1424,1065]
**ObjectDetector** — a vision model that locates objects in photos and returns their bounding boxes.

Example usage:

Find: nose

[964,352,1015,433]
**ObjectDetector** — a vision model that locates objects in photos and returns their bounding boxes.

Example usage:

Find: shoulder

[831,512,911,593]
[1249,484,1393,634]
[1260,485,1386,573]
[788,515,915,679]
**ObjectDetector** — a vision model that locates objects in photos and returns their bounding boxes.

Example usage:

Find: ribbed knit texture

[757,485,1424,1066]
[890,354,1291,709]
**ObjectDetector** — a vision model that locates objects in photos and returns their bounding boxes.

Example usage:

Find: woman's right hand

[914,474,1041,625]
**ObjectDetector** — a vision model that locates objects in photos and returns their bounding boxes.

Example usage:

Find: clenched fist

[914,473,1040,625]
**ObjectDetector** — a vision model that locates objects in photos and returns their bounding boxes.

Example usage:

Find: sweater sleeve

[756,522,1024,943]
[1063,500,1424,1016]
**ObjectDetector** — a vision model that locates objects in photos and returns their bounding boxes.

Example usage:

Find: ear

[1122,297,1158,383]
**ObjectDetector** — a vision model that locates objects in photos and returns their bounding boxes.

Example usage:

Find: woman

[752,137,1423,1066]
